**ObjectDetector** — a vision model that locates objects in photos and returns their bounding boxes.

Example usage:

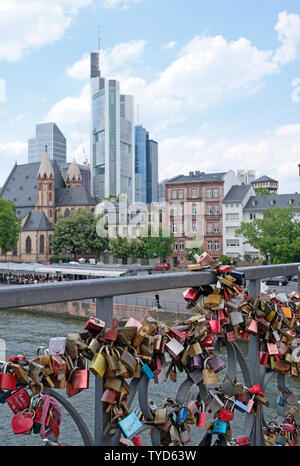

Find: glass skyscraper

[135,125,158,203]
[28,122,66,165]
[90,52,135,202]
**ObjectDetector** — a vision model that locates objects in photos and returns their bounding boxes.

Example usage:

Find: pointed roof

[66,159,82,183]
[22,211,53,231]
[38,146,54,178]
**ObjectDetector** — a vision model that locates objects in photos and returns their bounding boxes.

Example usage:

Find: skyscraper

[135,125,158,203]
[90,52,135,202]
[28,122,66,165]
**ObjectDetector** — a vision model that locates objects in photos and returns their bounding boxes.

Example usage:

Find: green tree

[0,198,21,255]
[236,206,300,264]
[254,188,275,196]
[50,209,100,261]
[137,226,174,263]
[109,236,133,264]
[185,244,204,263]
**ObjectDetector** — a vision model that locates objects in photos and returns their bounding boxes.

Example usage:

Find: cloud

[100,0,142,10]
[276,124,300,136]
[159,132,300,194]
[66,39,147,80]
[273,11,300,65]
[0,78,5,102]
[0,141,27,186]
[0,0,93,62]
[162,41,176,50]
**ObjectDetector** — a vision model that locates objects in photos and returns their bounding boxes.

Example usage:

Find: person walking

[155,293,161,309]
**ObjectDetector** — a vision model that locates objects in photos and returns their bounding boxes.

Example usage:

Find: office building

[146,137,158,203]
[28,122,66,165]
[236,169,256,185]
[135,125,158,203]
[90,52,135,202]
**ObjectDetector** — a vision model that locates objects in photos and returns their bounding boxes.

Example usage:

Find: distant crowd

[0,273,66,285]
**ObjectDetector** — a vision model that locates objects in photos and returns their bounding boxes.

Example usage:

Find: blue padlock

[234,400,248,413]
[139,358,154,379]
[118,412,142,438]
[276,395,285,407]
[228,271,245,286]
[176,407,188,426]
[213,417,227,434]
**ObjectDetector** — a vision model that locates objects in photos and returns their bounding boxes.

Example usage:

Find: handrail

[0,262,299,310]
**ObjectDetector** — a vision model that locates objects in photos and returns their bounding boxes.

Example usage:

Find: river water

[0,308,298,446]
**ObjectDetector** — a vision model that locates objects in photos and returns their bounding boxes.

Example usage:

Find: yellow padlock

[89,345,107,378]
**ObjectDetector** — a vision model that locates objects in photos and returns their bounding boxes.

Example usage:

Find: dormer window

[252,200,256,206]
[270,199,275,206]
[289,199,294,205]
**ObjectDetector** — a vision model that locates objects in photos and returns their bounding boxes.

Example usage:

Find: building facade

[0,149,96,263]
[251,175,278,193]
[90,52,135,202]
[236,169,256,185]
[134,125,159,203]
[61,162,91,192]
[222,188,300,259]
[146,137,158,203]
[28,122,66,165]
[165,170,240,266]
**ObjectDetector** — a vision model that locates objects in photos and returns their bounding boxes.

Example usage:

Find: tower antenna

[137,104,140,124]
[98,25,100,52]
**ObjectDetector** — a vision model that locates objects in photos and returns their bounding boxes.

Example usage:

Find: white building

[223,187,300,259]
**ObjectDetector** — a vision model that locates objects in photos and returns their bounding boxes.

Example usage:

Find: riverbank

[10,300,192,325]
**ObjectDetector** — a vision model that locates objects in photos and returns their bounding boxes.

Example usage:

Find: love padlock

[0,363,17,391]
[248,384,265,397]
[12,410,35,435]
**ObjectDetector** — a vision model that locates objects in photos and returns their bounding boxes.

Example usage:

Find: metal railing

[0,262,300,446]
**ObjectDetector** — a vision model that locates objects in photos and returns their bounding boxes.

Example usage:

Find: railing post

[247,279,266,446]
[94,296,113,446]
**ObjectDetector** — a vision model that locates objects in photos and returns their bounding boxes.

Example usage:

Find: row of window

[170,188,220,200]
[172,223,220,234]
[173,242,185,251]
[170,205,220,216]
[207,240,220,251]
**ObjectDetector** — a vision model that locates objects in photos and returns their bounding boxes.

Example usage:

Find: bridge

[0,262,299,446]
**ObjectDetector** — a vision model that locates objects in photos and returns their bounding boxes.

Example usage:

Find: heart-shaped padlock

[219,407,234,422]
[12,411,34,434]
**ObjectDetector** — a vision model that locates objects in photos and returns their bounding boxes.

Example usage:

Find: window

[12,246,18,256]
[64,209,70,218]
[250,213,256,220]
[173,243,178,251]
[213,188,219,198]
[171,207,177,216]
[179,255,184,263]
[191,188,197,198]
[172,224,177,233]
[192,222,197,233]
[214,240,220,251]
[226,213,239,222]
[207,240,213,251]
[214,223,220,233]
[179,242,184,251]
[178,223,183,234]
[178,189,184,199]
[39,235,45,254]
[192,204,197,215]
[172,190,177,200]
[206,189,212,198]
[207,206,212,215]
[226,240,239,248]
[25,236,32,254]
[214,205,219,215]
[207,223,212,233]
[178,206,184,216]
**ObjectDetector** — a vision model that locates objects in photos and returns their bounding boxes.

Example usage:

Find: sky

[0,0,300,193]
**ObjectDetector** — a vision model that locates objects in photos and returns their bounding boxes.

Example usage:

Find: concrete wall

[17,300,192,325]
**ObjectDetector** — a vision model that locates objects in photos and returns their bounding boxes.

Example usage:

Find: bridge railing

[0,262,299,446]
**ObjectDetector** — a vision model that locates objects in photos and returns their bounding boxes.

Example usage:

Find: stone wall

[15,300,191,325]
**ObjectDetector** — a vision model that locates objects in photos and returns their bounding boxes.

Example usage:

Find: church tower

[36,146,55,226]
[65,159,82,188]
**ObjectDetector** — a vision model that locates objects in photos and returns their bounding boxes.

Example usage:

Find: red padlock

[219,407,234,422]
[196,402,207,428]
[11,410,34,435]
[69,365,89,390]
[6,387,31,413]
[84,317,105,335]
[248,384,265,397]
[0,363,17,391]
[183,287,200,304]
[133,435,143,446]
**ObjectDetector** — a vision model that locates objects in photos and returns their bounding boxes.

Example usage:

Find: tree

[185,244,204,263]
[109,236,133,264]
[50,209,98,261]
[254,188,275,196]
[236,206,300,264]
[137,226,174,263]
[0,199,21,255]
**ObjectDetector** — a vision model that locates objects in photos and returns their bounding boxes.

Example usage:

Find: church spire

[38,146,54,179]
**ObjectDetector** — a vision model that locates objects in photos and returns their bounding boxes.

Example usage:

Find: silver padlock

[28,361,44,382]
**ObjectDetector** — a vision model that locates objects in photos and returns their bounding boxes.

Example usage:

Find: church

[0,148,96,263]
